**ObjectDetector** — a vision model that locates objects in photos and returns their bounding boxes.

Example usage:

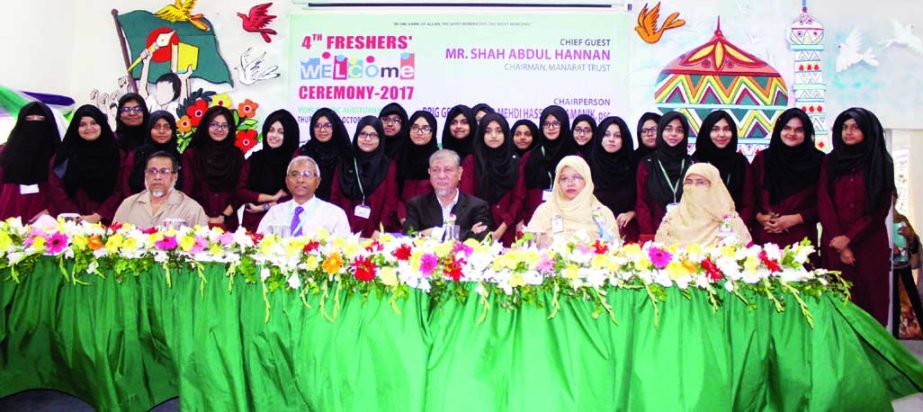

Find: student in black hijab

[47,105,123,223]
[442,104,477,159]
[123,110,183,196]
[693,110,754,225]
[570,114,597,158]
[0,102,61,221]
[752,108,823,247]
[589,116,638,242]
[818,107,895,326]
[299,107,352,200]
[379,102,409,160]
[635,111,693,240]
[471,103,495,125]
[397,110,439,224]
[460,112,524,246]
[633,112,661,167]
[115,93,150,153]
[330,115,399,237]
[182,106,280,231]
[511,119,538,157]
[521,105,573,226]
[242,109,301,232]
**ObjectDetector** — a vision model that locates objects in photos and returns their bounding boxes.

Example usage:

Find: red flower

[109,222,123,232]
[759,251,782,273]
[365,240,384,252]
[186,99,209,127]
[303,240,320,253]
[701,259,723,282]
[352,256,377,282]
[235,129,258,153]
[248,232,264,244]
[442,255,466,282]
[142,226,158,234]
[393,244,412,261]
[592,239,608,255]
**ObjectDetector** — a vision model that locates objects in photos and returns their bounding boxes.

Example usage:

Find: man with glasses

[404,149,492,241]
[257,156,350,237]
[113,151,208,228]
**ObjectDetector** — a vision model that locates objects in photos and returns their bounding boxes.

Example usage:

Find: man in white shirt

[257,156,351,237]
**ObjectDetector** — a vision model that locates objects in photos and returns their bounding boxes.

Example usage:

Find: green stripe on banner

[0,85,31,119]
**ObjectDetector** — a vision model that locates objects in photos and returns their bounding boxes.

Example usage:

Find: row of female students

[0,97,894,323]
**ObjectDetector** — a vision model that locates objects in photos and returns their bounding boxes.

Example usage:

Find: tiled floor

[3,342,923,411]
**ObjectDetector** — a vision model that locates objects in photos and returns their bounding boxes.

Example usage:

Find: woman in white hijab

[655,163,752,246]
[525,155,619,247]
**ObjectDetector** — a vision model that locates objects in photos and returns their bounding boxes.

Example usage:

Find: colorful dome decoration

[654,20,789,138]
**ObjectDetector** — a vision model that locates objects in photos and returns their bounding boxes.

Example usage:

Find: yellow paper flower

[305,255,319,271]
[105,234,124,254]
[30,236,46,253]
[322,252,344,275]
[0,231,14,252]
[379,267,398,287]
[563,263,579,280]
[211,93,233,108]
[509,272,526,288]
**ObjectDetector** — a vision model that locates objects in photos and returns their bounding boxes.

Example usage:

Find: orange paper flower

[237,99,259,119]
[322,252,344,275]
[87,235,103,251]
[177,115,193,133]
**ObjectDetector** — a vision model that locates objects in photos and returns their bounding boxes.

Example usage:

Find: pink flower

[46,232,68,255]
[648,247,672,269]
[536,255,556,274]
[156,236,178,251]
[190,237,208,254]
[452,241,473,258]
[219,232,235,246]
[419,253,438,277]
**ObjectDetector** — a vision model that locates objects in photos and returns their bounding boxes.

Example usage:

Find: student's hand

[208,215,225,225]
[79,213,102,224]
[471,222,488,235]
[756,212,775,230]
[830,235,850,252]
[273,189,286,201]
[616,211,635,228]
[839,247,856,266]
[773,214,802,232]
[245,203,263,213]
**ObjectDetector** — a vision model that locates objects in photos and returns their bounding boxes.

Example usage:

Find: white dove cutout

[235,47,281,86]
[836,28,879,72]
[881,20,923,55]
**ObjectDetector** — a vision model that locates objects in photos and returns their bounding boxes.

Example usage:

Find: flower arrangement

[0,217,848,327]
[175,90,262,154]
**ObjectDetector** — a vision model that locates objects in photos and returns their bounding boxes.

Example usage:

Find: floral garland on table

[0,217,850,328]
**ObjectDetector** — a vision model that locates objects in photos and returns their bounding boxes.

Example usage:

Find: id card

[354,205,371,219]
[666,202,679,213]
[542,190,553,202]
[430,226,445,240]
[19,184,39,195]
[551,215,564,234]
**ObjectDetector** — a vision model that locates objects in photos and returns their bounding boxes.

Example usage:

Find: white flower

[260,267,271,282]
[724,281,736,292]
[653,270,672,288]
[475,283,488,297]
[287,274,301,289]
[583,268,607,289]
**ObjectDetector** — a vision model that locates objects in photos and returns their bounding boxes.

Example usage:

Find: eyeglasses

[411,125,432,134]
[542,121,561,130]
[287,170,318,179]
[573,127,592,135]
[209,122,229,130]
[429,167,458,176]
[314,122,332,130]
[641,127,657,135]
[559,175,585,185]
[380,116,402,126]
[120,106,144,114]
[145,168,175,177]
[358,132,380,140]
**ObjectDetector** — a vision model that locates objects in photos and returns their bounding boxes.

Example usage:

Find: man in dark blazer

[404,149,492,241]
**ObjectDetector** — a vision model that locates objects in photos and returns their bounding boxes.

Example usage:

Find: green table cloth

[2,259,922,411]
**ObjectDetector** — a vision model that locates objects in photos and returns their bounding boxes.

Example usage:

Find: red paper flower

[235,129,259,153]
[592,239,608,255]
[365,240,384,252]
[701,259,723,282]
[352,255,377,282]
[248,232,264,244]
[393,244,412,261]
[759,251,782,273]
[109,222,123,232]
[237,99,259,119]
[142,226,158,234]
[442,255,466,282]
[186,99,209,127]
[303,240,320,253]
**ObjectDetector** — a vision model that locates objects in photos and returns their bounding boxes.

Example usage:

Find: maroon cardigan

[181,147,260,231]
[459,155,526,246]
[329,160,400,237]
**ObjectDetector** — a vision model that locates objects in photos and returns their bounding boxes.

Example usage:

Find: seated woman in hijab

[47,105,125,224]
[0,102,61,221]
[655,163,752,247]
[525,155,619,248]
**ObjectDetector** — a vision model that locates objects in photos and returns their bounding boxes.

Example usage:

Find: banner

[289,9,629,137]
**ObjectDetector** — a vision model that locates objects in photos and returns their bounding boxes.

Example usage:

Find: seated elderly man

[113,151,208,228]
[257,156,351,237]
[404,149,492,241]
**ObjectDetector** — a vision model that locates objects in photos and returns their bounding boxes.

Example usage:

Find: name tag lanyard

[657,159,685,204]
[353,158,367,206]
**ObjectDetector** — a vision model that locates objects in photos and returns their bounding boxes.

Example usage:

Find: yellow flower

[686,243,703,255]
[305,255,319,271]
[433,241,454,257]
[744,256,759,272]
[621,243,642,258]
[179,235,196,252]
[209,243,224,256]
[410,250,424,271]
[72,235,88,251]
[509,272,526,288]
[720,245,737,259]
[105,234,124,254]
[258,237,278,256]
[285,239,306,258]
[563,264,579,280]
[666,261,690,280]
[591,254,617,271]
[0,231,13,252]
[322,252,344,275]
[378,233,395,244]
[635,258,652,271]
[314,228,331,241]
[211,93,233,108]
[121,237,138,252]
[379,266,398,287]
[682,259,698,274]
[30,237,46,253]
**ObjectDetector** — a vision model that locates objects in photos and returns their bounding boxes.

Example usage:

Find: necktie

[290,206,304,236]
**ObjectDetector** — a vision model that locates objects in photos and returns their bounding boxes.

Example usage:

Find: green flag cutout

[117,11,233,86]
